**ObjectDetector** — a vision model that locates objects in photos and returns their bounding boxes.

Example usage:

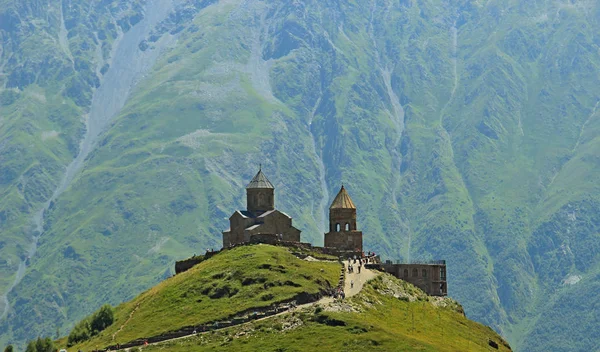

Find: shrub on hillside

[90,304,114,334]
[24,337,54,352]
[67,318,91,346]
[4,345,13,352]
[67,304,115,346]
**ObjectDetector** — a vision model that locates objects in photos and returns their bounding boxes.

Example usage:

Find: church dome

[329,185,356,209]
[246,168,274,189]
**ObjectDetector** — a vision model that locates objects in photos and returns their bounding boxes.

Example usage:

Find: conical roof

[329,185,356,209]
[246,169,274,189]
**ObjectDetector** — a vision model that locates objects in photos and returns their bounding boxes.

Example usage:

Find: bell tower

[246,167,274,214]
[324,185,363,252]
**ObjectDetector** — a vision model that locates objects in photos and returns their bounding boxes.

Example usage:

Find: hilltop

[59,245,510,351]
[60,245,340,351]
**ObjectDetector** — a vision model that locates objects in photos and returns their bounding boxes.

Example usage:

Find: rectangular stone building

[379,261,447,296]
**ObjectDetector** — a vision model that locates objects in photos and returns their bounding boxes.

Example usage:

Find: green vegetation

[0,0,147,347]
[3,345,13,352]
[67,304,114,346]
[66,245,339,351]
[0,0,148,292]
[24,337,54,352]
[139,275,510,352]
[2,1,600,351]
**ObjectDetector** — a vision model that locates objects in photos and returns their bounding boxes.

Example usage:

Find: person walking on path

[350,280,354,289]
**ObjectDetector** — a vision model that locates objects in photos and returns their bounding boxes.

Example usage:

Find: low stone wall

[174,250,221,274]
[249,233,280,245]
[338,263,345,291]
[175,256,204,274]
[276,241,368,261]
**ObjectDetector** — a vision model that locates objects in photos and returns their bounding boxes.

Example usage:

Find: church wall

[222,231,231,248]
[247,188,275,213]
[225,212,258,247]
[230,213,254,232]
[256,212,294,235]
[324,231,363,252]
[282,227,301,242]
[328,208,357,231]
[223,231,246,248]
[235,211,302,244]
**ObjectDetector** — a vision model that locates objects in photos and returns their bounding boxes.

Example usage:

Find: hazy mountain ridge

[1,1,600,351]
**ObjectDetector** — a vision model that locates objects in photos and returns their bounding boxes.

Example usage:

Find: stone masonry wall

[377,263,447,296]
[324,231,363,252]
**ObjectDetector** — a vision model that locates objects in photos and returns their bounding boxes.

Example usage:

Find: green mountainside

[1,1,600,351]
[59,245,510,352]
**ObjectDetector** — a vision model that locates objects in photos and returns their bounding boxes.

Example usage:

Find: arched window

[336,223,341,231]
[422,269,427,278]
[412,268,418,277]
[345,223,350,231]
[258,193,264,205]
[403,269,409,278]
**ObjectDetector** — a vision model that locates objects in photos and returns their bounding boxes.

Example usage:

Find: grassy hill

[62,245,510,352]
[63,245,340,350]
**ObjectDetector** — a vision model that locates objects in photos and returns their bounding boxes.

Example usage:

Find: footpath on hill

[111,256,379,352]
[343,260,379,297]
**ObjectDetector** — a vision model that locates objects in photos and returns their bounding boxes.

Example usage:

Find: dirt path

[343,261,379,297]
[113,302,141,342]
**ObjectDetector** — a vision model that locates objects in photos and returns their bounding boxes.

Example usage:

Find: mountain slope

[1,1,600,351]
[0,0,148,323]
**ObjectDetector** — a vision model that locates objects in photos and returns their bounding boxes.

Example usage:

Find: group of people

[332,287,346,300]
[347,262,361,274]
[347,256,371,274]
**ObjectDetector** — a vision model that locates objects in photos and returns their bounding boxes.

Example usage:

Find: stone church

[222,168,301,248]
[324,185,363,252]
